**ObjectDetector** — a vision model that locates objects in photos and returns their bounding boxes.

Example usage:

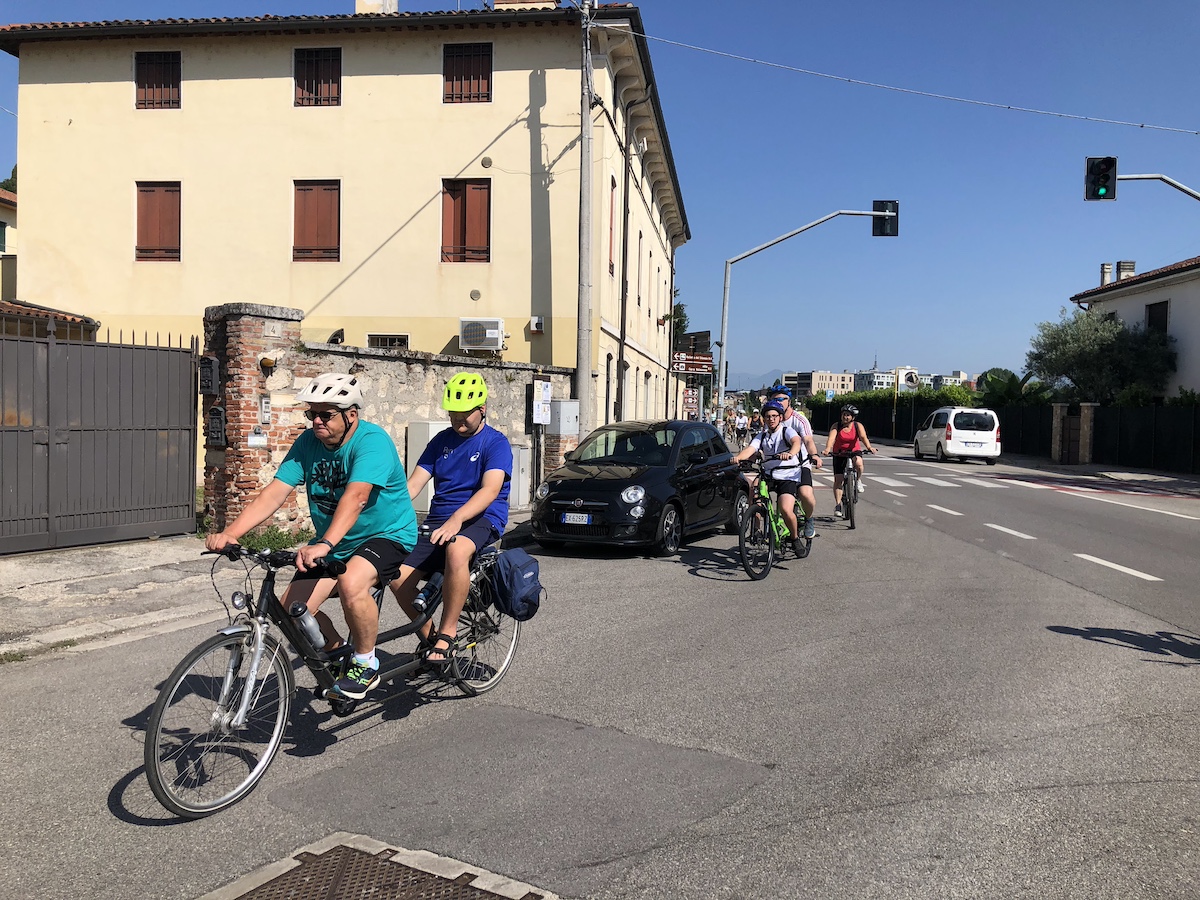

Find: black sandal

[423,632,457,668]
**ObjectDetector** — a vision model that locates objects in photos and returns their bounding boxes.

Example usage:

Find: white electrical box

[529,316,545,334]
[405,421,446,513]
[548,399,580,436]
[509,444,532,510]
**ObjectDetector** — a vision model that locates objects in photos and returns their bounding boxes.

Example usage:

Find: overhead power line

[594,23,1200,137]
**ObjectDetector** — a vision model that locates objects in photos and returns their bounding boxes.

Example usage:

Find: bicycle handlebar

[202,545,347,576]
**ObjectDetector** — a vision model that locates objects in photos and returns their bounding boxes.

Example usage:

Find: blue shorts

[403,518,500,575]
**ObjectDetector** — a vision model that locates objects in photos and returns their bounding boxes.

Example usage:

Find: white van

[913,407,1001,464]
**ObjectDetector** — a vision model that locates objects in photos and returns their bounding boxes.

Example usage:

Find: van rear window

[953,412,995,431]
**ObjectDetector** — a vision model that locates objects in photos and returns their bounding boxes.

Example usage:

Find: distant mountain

[726,369,784,391]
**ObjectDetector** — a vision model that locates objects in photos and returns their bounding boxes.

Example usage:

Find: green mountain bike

[737,456,812,580]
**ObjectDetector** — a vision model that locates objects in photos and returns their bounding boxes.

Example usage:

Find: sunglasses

[304,409,340,422]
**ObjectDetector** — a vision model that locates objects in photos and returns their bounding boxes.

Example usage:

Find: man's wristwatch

[315,538,334,549]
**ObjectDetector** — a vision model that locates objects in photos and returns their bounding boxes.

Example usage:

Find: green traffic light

[1097,186,1108,196]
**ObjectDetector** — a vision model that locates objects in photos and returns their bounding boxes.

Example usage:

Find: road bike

[143,533,520,819]
[737,455,812,580]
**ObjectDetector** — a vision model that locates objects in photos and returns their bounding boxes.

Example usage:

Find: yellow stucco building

[0,0,689,424]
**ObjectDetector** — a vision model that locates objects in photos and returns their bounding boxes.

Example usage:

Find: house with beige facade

[0,188,14,302]
[1071,259,1200,397]
[0,0,689,426]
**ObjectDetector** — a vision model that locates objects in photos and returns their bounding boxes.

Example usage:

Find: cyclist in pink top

[824,404,876,517]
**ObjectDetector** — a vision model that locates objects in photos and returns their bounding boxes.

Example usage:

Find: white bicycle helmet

[296,373,364,409]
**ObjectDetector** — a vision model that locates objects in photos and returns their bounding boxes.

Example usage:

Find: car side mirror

[564,448,578,462]
[686,451,707,466]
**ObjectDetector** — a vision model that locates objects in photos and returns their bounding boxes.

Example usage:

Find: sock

[352,651,378,670]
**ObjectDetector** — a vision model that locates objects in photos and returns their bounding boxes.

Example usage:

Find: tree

[974,369,1052,407]
[670,299,690,351]
[0,164,14,193]
[1025,307,1175,403]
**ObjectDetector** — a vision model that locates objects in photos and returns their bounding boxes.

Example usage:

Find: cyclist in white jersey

[732,401,807,554]
[767,384,822,536]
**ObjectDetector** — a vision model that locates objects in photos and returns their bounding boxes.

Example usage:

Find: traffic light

[1085,157,1117,200]
[872,200,899,236]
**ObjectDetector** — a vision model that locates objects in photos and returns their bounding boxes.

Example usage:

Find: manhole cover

[199,833,558,900]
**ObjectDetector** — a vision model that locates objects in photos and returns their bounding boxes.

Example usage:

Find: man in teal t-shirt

[206,372,416,700]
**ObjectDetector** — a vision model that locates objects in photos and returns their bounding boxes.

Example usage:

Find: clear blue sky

[3,1,1199,384]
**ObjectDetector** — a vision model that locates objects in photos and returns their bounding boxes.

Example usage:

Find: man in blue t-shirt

[391,372,512,667]
[206,372,417,700]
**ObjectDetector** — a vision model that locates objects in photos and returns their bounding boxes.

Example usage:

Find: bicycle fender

[218,623,253,637]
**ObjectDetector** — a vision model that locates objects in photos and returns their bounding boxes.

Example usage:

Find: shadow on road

[1047,625,1200,665]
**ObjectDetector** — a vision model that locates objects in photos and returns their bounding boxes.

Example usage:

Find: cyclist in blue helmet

[733,400,809,554]
[767,384,822,539]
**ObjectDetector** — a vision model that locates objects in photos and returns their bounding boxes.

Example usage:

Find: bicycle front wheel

[145,631,294,819]
[844,469,858,530]
[738,502,776,580]
[451,592,522,696]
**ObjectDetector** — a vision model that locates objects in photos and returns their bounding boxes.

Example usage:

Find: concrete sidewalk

[0,511,534,662]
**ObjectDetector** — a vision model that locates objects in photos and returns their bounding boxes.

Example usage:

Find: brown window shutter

[464,181,490,262]
[136,182,181,260]
[441,181,464,262]
[294,180,339,261]
[443,44,491,103]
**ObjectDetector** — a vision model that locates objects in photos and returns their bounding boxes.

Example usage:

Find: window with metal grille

[367,334,409,350]
[135,51,181,109]
[295,48,342,107]
[294,180,340,261]
[443,43,492,103]
[0,222,6,253]
[1146,300,1169,333]
[441,179,490,262]
[136,182,181,261]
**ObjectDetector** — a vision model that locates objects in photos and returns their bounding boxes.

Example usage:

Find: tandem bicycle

[143,530,520,818]
[736,455,813,580]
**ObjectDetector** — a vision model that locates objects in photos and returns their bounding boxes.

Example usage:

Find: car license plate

[965,441,983,448]
[561,512,591,525]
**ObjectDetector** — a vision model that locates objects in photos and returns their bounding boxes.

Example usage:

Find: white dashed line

[1075,554,1163,582]
[1061,491,1199,520]
[984,523,1037,540]
[926,504,963,516]
[884,489,907,498]
[870,476,913,487]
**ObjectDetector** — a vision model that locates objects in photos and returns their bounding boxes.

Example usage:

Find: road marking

[884,489,908,498]
[1005,479,1054,490]
[926,504,963,516]
[1075,553,1163,582]
[870,476,913,487]
[913,476,960,487]
[962,477,1010,489]
[1064,484,1103,493]
[1061,491,1199,520]
[985,523,1037,540]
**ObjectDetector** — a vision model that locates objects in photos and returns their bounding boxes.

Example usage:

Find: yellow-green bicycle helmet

[442,372,488,412]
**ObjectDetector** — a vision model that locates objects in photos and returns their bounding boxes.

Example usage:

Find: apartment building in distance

[0,0,690,424]
[782,370,855,398]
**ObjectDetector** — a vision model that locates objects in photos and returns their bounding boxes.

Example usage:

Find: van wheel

[936,443,948,462]
[985,457,997,466]
[913,441,923,460]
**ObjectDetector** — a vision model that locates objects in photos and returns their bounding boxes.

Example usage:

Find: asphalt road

[2,454,1199,899]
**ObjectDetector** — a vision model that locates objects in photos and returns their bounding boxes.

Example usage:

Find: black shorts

[736,428,748,437]
[291,537,409,586]
[832,453,862,476]
[402,518,500,576]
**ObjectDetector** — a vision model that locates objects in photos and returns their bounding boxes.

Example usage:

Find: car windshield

[576,427,676,466]
[953,412,995,431]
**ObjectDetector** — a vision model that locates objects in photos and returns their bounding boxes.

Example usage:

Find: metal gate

[1,329,197,553]
[1060,413,1081,465]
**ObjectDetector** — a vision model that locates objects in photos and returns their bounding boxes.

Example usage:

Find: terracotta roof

[0,299,97,326]
[1070,254,1200,304]
[0,188,15,208]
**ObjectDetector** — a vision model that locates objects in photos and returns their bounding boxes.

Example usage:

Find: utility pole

[574,0,595,440]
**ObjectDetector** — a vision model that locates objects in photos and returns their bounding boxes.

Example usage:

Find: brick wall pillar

[1079,402,1099,465]
[544,432,579,474]
[1050,402,1068,464]
[203,303,305,533]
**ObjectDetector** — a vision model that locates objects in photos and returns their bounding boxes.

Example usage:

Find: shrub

[235,525,316,552]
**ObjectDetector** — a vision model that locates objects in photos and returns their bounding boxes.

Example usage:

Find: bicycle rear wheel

[844,469,858,530]
[451,590,522,696]
[738,502,775,580]
[145,631,294,819]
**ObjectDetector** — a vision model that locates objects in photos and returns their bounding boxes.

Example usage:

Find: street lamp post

[716,206,897,409]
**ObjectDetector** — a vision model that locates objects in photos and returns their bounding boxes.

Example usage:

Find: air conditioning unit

[459,317,505,351]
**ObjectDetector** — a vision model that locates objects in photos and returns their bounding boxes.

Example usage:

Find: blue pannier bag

[488,547,543,621]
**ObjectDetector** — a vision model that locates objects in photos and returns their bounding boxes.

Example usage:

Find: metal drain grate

[199,834,557,900]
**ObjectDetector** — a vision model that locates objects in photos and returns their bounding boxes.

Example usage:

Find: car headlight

[535,482,550,500]
[630,505,645,519]
[621,485,646,504]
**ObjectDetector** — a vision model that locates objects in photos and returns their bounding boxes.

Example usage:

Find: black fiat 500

[531,420,747,555]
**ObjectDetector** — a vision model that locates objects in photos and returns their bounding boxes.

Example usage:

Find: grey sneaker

[332,659,380,700]
[803,517,816,539]
[834,503,843,518]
